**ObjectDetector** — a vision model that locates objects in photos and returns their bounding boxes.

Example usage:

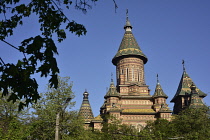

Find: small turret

[104,78,119,98]
[153,74,170,113]
[189,83,206,108]
[153,74,168,98]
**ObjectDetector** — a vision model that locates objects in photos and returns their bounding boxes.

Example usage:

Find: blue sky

[1,0,210,116]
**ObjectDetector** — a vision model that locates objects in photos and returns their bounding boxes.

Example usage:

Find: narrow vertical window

[126,68,129,81]
[139,70,141,82]
[132,67,134,81]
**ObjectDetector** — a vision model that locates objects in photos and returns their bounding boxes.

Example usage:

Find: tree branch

[0,57,6,66]
[0,39,28,64]
[1,39,19,50]
[51,0,72,23]
[113,0,118,13]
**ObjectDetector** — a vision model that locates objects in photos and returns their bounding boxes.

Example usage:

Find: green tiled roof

[112,20,147,65]
[189,84,206,108]
[104,80,119,98]
[171,70,207,102]
[79,91,94,122]
[153,82,168,98]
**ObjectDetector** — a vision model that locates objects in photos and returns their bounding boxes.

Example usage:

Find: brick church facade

[78,14,207,130]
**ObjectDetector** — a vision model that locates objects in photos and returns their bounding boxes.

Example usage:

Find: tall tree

[101,115,141,140]
[0,0,98,110]
[0,91,31,139]
[172,108,210,139]
[140,107,210,140]
[29,76,75,139]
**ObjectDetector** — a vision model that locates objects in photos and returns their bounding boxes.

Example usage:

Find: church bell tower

[112,11,149,96]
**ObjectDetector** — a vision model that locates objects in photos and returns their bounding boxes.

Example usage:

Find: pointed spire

[112,10,148,65]
[171,65,207,102]
[182,60,186,72]
[79,90,94,122]
[157,74,159,84]
[104,80,119,98]
[153,75,168,98]
[126,9,128,21]
[111,72,114,82]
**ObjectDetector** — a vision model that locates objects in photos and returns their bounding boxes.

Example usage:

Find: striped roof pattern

[79,91,94,122]
[189,84,206,108]
[104,81,119,98]
[153,82,168,98]
[112,20,148,65]
[171,70,206,102]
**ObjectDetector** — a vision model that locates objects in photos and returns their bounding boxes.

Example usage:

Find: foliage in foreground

[1,77,209,139]
[140,107,210,140]
[0,0,98,110]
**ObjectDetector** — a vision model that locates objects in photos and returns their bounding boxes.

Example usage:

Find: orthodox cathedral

[78,14,207,130]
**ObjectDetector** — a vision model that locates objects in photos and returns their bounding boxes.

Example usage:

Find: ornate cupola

[79,90,94,123]
[171,60,207,114]
[112,10,149,92]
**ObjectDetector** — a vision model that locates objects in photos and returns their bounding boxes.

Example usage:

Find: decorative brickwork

[97,16,172,129]
[79,13,207,131]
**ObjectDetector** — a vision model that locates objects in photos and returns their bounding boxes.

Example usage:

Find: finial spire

[182,60,186,71]
[111,73,113,82]
[124,9,132,30]
[157,74,159,84]
[126,9,128,22]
